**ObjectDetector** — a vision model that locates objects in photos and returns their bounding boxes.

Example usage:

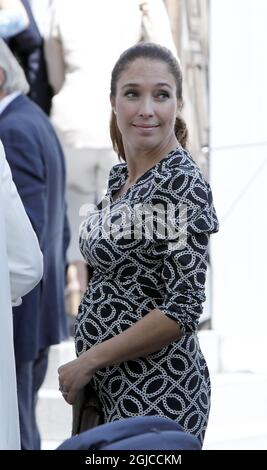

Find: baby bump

[75,289,157,355]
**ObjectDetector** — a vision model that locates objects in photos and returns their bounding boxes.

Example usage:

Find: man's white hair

[0,38,29,95]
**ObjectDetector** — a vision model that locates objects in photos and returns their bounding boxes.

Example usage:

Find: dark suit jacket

[0,94,70,362]
[6,0,53,114]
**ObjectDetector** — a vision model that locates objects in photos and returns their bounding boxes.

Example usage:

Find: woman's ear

[110,95,116,114]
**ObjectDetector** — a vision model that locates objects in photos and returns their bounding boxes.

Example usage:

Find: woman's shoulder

[108,162,127,189]
[154,147,219,234]
[155,147,211,206]
[160,147,203,178]
[109,162,127,179]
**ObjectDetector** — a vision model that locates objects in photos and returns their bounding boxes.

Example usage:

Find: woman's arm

[58,309,181,405]
[91,309,181,366]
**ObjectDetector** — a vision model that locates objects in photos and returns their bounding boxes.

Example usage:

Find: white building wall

[210,0,267,372]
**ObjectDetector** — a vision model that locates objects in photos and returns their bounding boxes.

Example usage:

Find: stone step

[37,340,75,445]
[41,340,76,390]
[37,389,72,443]
[204,373,267,449]
[204,421,267,449]
[208,373,267,424]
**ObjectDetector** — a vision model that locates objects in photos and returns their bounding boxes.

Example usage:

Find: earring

[113,108,117,115]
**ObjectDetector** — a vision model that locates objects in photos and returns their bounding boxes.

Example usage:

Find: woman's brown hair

[110,42,188,161]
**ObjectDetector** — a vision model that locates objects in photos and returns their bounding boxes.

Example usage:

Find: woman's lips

[132,124,160,128]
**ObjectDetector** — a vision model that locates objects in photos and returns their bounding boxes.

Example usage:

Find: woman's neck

[124,139,179,183]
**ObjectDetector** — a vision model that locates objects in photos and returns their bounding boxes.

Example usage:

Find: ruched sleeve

[154,167,219,334]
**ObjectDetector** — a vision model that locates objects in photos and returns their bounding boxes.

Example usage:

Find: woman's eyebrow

[156,82,172,89]
[122,83,140,89]
[122,82,172,89]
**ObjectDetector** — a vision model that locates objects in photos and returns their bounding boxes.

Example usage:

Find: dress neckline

[110,146,182,203]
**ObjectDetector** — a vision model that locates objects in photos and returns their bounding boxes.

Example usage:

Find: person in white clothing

[0,140,43,450]
[45,0,178,316]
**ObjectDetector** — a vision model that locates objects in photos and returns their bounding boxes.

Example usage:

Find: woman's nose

[138,98,154,117]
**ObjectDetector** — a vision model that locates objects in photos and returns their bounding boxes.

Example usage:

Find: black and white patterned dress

[75,147,219,444]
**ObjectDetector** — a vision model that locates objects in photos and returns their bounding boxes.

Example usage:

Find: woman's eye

[125,90,137,98]
[157,92,170,99]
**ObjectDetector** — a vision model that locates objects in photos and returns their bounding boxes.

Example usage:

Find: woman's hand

[58,351,96,405]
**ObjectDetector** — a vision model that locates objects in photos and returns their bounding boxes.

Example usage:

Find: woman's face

[111,58,179,155]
